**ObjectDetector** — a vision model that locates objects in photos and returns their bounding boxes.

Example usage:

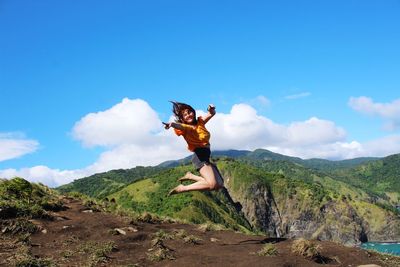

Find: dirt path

[24,197,389,266]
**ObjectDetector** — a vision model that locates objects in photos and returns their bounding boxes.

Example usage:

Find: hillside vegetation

[0,177,63,220]
[107,165,252,232]
[335,154,400,200]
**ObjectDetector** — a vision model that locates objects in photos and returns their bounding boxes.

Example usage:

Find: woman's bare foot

[168,184,185,196]
[178,172,194,183]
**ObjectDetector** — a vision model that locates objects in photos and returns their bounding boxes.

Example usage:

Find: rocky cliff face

[225,177,400,246]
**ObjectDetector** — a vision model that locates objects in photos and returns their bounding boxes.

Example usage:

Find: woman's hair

[171,101,197,124]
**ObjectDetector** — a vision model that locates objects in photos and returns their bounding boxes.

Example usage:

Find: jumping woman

[163,101,224,196]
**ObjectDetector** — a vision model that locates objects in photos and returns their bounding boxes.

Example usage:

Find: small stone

[82,209,93,213]
[126,226,138,232]
[41,229,47,234]
[210,237,219,242]
[114,228,127,235]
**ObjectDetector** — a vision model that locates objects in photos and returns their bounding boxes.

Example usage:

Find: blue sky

[1,0,400,186]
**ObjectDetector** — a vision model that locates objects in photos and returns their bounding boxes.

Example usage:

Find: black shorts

[192,147,211,171]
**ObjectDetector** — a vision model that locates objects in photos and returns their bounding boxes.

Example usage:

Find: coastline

[360,241,400,256]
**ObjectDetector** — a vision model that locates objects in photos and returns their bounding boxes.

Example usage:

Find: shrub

[257,243,278,256]
[183,235,202,244]
[291,238,322,260]
[1,218,38,235]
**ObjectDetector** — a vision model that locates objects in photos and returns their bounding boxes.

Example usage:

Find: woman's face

[182,109,195,124]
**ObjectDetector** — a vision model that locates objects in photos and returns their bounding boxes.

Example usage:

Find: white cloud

[207,104,284,150]
[2,99,400,187]
[266,141,364,160]
[285,92,311,100]
[0,133,39,161]
[255,95,271,106]
[208,104,346,152]
[85,134,188,174]
[285,117,347,146]
[72,98,162,147]
[349,96,400,130]
[0,166,88,188]
[362,135,400,157]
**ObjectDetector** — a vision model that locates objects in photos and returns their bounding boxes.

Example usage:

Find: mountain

[331,153,400,204]
[56,149,400,245]
[158,148,379,171]
[237,148,379,171]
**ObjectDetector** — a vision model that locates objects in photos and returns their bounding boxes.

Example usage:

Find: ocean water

[361,242,400,256]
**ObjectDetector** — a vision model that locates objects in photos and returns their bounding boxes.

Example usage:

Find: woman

[163,101,224,196]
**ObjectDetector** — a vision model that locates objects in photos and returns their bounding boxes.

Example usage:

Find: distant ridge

[157,148,380,171]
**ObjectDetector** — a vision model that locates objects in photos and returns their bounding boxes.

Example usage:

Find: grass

[146,245,175,262]
[256,243,278,256]
[109,179,159,203]
[57,231,118,266]
[385,192,400,204]
[14,256,54,267]
[4,241,54,267]
[351,201,387,232]
[197,222,226,232]
[146,229,202,262]
[1,218,38,235]
[0,178,63,220]
[291,238,322,260]
[147,230,176,262]
[183,234,202,244]
[76,241,117,266]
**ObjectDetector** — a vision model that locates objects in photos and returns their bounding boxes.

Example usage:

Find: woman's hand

[162,122,171,129]
[207,104,216,115]
[202,104,216,124]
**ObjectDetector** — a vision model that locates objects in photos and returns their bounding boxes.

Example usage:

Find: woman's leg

[169,165,219,195]
[178,171,205,182]
[211,164,224,189]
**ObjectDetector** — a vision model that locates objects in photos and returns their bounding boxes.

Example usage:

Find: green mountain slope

[331,154,400,204]
[57,166,164,199]
[216,160,400,245]
[106,165,252,232]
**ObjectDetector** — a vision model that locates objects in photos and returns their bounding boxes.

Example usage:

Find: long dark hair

[170,101,197,124]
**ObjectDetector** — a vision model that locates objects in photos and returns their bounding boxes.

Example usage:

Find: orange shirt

[174,117,210,152]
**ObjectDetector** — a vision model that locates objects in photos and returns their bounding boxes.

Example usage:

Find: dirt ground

[1,196,396,267]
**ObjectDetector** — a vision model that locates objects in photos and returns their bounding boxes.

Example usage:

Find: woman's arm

[163,122,184,130]
[202,104,216,124]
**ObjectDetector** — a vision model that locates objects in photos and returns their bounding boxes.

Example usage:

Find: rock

[41,229,47,234]
[125,226,138,232]
[226,181,395,246]
[82,209,93,213]
[357,264,381,267]
[114,228,127,235]
[210,237,220,242]
[54,216,68,221]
